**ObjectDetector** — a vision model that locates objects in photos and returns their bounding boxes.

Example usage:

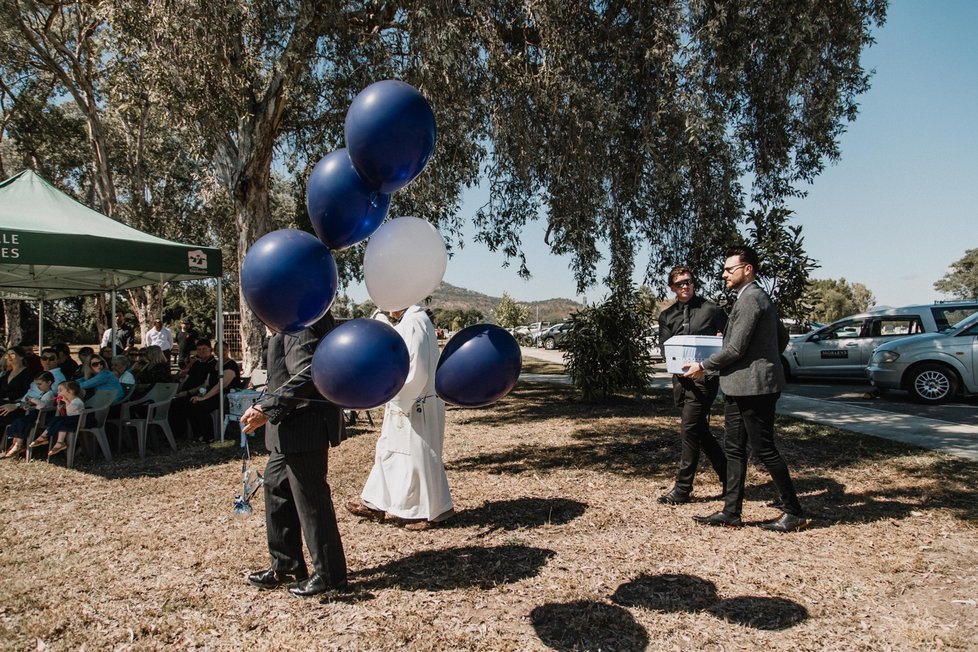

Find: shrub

[564,287,655,401]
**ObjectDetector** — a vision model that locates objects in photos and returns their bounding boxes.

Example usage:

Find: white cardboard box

[663,335,723,374]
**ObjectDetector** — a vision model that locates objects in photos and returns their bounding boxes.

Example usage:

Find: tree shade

[0,170,222,300]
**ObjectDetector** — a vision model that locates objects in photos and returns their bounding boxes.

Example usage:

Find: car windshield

[945,310,978,333]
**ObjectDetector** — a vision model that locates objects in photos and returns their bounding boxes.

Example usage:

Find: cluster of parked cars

[517,321,575,350]
[782,300,978,404]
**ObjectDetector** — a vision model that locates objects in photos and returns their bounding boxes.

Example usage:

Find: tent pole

[37,299,44,349]
[217,279,224,443]
[110,290,117,356]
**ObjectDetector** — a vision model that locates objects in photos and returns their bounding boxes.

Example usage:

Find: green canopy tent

[0,169,231,441]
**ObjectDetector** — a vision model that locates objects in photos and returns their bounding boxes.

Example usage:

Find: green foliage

[935,248,978,299]
[163,281,221,339]
[431,308,484,331]
[2,1,887,366]
[564,287,654,402]
[743,207,820,321]
[494,293,529,330]
[804,278,877,323]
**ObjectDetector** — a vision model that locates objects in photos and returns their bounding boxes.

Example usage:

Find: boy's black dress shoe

[288,573,349,598]
[692,511,743,527]
[248,568,308,589]
[759,513,809,532]
[657,488,691,505]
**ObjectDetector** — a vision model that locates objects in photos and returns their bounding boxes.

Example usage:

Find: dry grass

[1,371,976,651]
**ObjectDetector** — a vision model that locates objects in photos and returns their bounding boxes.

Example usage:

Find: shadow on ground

[530,600,649,651]
[448,497,588,531]
[353,544,556,592]
[452,384,978,523]
[610,573,808,631]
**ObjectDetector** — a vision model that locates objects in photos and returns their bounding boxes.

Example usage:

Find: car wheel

[907,363,958,404]
[781,357,793,381]
[543,337,556,350]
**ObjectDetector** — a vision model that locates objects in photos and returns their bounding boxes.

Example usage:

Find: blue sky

[347,1,978,309]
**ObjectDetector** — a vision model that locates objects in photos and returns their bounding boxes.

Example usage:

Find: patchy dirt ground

[1,360,976,651]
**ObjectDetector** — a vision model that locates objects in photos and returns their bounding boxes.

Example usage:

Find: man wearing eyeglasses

[683,245,806,533]
[656,266,728,506]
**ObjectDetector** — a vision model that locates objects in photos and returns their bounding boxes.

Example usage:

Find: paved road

[784,378,978,424]
[520,347,978,461]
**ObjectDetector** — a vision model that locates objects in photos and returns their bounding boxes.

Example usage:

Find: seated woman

[2,371,57,458]
[0,346,35,433]
[78,355,125,404]
[133,345,171,395]
[111,355,137,390]
[30,380,85,457]
[72,347,95,381]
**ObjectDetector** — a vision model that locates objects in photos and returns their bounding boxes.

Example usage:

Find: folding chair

[113,383,178,453]
[123,389,179,459]
[23,406,55,462]
[65,389,117,468]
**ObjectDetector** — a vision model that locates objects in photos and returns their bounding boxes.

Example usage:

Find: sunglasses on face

[91,361,104,367]
[672,279,694,288]
[41,356,57,361]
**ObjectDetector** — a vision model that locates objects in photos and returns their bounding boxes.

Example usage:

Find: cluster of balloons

[241,80,520,410]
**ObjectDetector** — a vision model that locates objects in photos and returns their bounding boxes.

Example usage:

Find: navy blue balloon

[312,318,409,409]
[436,324,522,407]
[344,80,437,193]
[306,148,392,250]
[241,229,337,334]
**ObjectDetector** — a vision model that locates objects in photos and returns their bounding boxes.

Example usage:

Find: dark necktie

[682,303,690,335]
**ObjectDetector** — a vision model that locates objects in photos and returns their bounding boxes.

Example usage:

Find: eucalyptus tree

[935,249,978,300]
[129,0,885,371]
[0,0,225,339]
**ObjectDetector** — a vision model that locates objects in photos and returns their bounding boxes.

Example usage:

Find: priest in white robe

[349,304,454,529]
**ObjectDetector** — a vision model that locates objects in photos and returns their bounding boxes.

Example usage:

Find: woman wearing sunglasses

[77,356,126,404]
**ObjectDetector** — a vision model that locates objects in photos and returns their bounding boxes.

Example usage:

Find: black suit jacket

[260,315,343,454]
[658,294,728,357]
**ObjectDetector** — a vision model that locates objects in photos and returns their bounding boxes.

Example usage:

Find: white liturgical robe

[360,305,453,521]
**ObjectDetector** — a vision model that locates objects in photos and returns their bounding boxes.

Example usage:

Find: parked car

[536,322,574,349]
[781,301,978,379]
[526,321,553,345]
[866,309,978,404]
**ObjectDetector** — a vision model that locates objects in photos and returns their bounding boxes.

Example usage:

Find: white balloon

[364,216,448,311]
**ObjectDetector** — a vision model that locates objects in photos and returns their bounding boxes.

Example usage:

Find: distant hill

[430,283,585,324]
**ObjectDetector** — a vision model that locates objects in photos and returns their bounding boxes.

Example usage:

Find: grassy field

[0,360,975,650]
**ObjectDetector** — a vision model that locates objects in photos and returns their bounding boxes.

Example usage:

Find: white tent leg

[110,290,117,355]
[217,279,224,442]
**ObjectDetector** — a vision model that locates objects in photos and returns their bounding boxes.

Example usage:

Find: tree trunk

[235,185,273,374]
[127,285,166,345]
[2,300,22,347]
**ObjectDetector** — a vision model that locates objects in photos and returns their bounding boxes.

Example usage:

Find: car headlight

[872,350,900,364]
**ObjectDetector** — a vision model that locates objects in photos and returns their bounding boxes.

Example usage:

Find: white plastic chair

[123,388,179,459]
[248,369,267,389]
[113,383,178,452]
[65,389,117,468]
[23,406,55,462]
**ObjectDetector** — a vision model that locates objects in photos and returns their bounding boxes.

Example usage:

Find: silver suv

[781,301,978,379]
[866,309,978,404]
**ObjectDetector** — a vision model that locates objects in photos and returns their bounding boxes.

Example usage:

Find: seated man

[168,339,220,443]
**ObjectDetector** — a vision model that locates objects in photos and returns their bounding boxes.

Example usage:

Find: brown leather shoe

[345,499,385,521]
